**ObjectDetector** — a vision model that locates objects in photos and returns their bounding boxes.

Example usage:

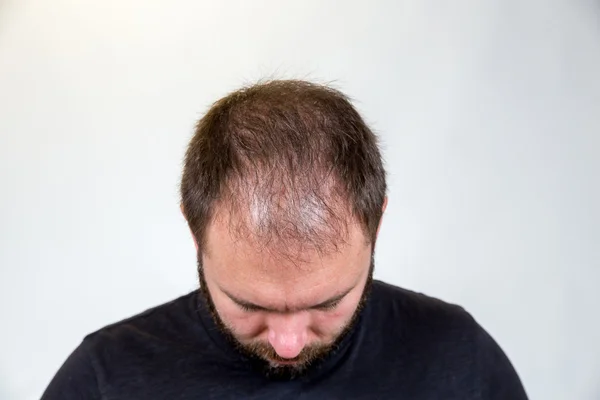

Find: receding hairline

[202,193,365,262]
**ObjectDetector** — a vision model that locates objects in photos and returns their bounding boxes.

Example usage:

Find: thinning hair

[181,80,386,255]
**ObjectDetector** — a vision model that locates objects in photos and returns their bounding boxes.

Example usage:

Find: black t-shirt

[42,280,528,399]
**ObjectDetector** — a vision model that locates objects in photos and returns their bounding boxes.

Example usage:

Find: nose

[267,313,309,359]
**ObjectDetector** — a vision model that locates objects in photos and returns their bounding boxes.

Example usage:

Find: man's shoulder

[369,280,479,340]
[361,284,526,397]
[371,280,471,317]
[83,290,203,350]
[369,280,493,370]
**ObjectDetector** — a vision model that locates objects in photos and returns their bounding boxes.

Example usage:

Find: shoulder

[367,280,527,398]
[42,291,211,398]
[368,280,483,354]
[83,290,204,357]
[370,280,474,329]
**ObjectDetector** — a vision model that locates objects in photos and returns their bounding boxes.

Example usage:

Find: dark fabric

[42,280,528,399]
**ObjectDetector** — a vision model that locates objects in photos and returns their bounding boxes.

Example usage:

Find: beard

[197,253,374,380]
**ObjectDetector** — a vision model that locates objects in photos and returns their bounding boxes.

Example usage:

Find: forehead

[203,211,371,301]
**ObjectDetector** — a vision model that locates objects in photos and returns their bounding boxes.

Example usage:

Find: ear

[375,197,388,240]
[181,203,199,252]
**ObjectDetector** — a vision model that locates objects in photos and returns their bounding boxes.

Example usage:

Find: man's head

[181,80,387,378]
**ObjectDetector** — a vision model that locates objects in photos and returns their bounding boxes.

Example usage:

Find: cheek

[310,289,364,337]
[219,306,268,339]
[311,307,355,336]
[311,315,343,337]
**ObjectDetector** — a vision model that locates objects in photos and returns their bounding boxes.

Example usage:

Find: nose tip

[267,329,307,359]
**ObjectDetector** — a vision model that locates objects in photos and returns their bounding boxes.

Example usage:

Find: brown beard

[197,253,374,380]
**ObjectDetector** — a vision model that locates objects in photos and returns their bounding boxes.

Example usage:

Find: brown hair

[181,80,386,255]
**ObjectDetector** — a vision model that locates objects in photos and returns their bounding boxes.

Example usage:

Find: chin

[268,359,300,367]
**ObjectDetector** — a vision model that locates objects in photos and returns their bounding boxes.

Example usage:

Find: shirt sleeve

[476,324,528,400]
[41,340,102,400]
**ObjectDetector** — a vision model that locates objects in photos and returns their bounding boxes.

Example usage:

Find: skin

[185,198,387,372]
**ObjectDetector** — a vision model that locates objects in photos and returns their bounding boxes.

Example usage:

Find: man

[43,80,528,399]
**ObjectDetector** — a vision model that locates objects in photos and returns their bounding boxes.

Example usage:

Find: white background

[1,1,599,399]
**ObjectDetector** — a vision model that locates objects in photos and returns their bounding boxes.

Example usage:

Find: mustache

[241,340,331,364]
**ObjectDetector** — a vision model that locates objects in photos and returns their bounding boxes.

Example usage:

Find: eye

[237,302,263,313]
[315,299,342,312]
[238,304,253,312]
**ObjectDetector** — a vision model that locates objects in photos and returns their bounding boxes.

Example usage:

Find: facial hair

[197,253,375,380]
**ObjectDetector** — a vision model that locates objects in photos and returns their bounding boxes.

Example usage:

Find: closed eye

[237,302,265,313]
[313,299,342,311]
[238,300,342,313]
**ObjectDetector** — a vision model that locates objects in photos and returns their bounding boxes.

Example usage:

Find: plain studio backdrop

[1,1,599,399]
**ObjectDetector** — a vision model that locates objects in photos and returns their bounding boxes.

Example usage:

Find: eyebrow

[222,285,355,313]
